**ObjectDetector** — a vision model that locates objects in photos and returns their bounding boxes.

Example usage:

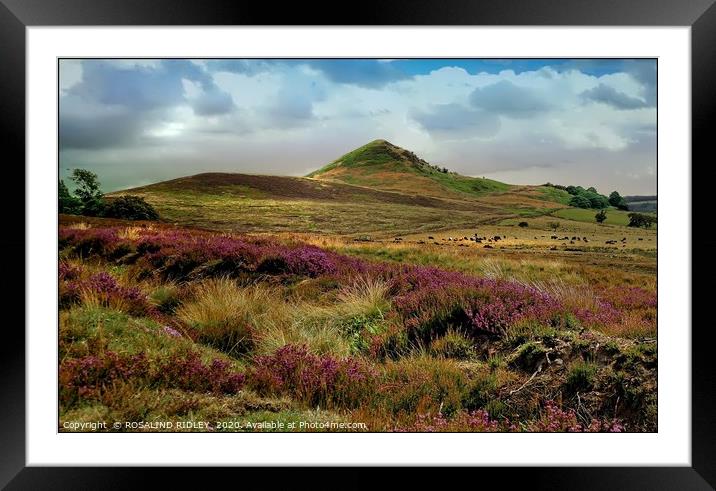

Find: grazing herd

[376,230,648,251]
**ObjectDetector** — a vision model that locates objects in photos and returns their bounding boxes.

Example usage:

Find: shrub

[156,351,245,394]
[103,195,160,220]
[63,270,151,315]
[595,209,607,223]
[59,351,149,405]
[527,400,623,432]
[628,213,656,228]
[518,221,529,228]
[249,344,376,409]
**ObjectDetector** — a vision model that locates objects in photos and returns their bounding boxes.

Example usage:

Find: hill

[624,195,657,213]
[109,140,585,236]
[307,139,511,199]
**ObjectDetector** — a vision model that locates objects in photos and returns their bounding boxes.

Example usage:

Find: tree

[587,193,610,209]
[587,186,597,193]
[609,191,629,211]
[70,169,105,216]
[59,179,81,214]
[103,195,160,220]
[595,209,607,223]
[628,212,657,229]
[569,195,592,209]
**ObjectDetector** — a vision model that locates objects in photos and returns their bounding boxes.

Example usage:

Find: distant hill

[110,139,577,235]
[307,139,510,199]
[624,195,657,213]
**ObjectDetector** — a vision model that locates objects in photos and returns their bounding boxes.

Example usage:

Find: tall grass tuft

[177,278,277,355]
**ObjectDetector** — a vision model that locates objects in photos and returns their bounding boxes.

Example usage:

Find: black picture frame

[2,0,713,488]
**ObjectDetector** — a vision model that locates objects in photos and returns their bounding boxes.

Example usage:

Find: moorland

[59,140,657,432]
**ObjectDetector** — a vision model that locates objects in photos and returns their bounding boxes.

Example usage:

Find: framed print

[2,0,714,488]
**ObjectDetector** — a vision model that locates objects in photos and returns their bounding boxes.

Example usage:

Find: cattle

[638,238,643,241]
[550,246,557,250]
[428,236,434,240]
[583,238,589,243]
[484,244,493,249]
[551,235,558,239]
[493,236,501,241]
[417,240,426,244]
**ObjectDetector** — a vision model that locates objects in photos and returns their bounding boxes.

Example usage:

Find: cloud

[205,59,277,76]
[410,103,501,139]
[190,90,235,116]
[468,80,554,118]
[306,60,410,88]
[624,59,657,107]
[60,60,235,149]
[580,83,648,110]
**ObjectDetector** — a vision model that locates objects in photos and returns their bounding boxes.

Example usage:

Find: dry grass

[117,225,153,240]
[177,278,280,355]
[66,222,91,230]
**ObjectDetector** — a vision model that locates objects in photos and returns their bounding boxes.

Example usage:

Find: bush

[518,221,529,228]
[595,209,607,223]
[103,195,160,220]
[628,213,656,229]
[249,344,376,409]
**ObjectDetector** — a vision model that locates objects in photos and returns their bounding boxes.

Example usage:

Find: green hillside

[308,139,510,199]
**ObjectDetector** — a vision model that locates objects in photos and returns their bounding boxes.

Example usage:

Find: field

[61,139,657,433]
[59,212,657,433]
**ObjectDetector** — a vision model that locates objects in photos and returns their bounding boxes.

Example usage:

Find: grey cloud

[60,60,235,149]
[469,80,553,118]
[191,91,235,116]
[623,60,656,107]
[60,111,142,150]
[580,83,648,110]
[411,103,500,139]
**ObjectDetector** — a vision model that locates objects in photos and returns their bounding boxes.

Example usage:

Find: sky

[59,58,657,195]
